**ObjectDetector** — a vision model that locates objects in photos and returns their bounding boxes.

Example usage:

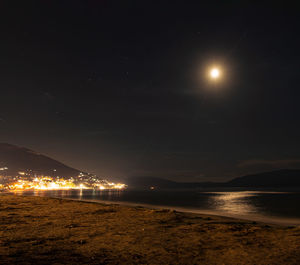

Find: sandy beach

[1,194,300,265]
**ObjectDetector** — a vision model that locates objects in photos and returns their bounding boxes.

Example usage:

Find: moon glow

[210,68,220,79]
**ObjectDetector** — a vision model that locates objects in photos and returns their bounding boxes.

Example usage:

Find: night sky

[1,1,300,182]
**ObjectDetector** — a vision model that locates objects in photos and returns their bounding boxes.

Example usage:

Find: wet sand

[1,194,300,264]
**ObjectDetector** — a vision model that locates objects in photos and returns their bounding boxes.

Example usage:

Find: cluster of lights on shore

[0,168,126,191]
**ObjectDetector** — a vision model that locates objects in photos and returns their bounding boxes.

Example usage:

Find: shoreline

[1,194,300,264]
[7,192,300,226]
[50,196,300,227]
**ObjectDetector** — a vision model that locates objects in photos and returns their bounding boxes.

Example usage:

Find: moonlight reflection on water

[208,191,259,215]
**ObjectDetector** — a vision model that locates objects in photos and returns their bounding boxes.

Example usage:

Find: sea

[15,188,300,226]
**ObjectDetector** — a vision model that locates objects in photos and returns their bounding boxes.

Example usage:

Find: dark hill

[126,176,215,189]
[128,169,300,189]
[1,143,299,188]
[0,143,81,177]
[226,169,300,187]
[126,176,180,189]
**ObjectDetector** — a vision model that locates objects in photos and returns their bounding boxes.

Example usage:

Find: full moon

[210,68,220,79]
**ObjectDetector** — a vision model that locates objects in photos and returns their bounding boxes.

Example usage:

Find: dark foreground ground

[0,194,300,265]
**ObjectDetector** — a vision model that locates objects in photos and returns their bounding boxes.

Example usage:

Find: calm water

[16,189,300,225]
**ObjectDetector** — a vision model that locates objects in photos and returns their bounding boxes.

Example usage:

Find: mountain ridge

[226,169,300,187]
[127,169,300,189]
[0,143,82,177]
[1,143,300,188]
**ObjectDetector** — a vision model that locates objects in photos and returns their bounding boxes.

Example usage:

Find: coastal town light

[2,176,127,191]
